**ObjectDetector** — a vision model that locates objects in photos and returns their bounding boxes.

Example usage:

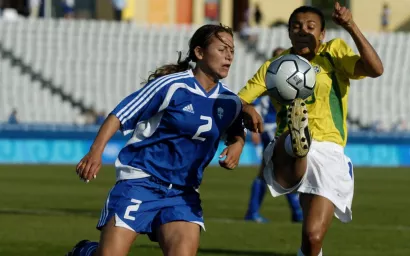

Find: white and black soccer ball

[265,54,316,105]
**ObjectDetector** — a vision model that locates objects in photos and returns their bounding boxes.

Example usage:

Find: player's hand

[242,104,264,133]
[332,1,354,30]
[76,150,102,183]
[218,141,244,170]
[251,132,261,145]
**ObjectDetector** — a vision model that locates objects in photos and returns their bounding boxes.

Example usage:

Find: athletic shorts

[263,139,354,223]
[97,176,204,241]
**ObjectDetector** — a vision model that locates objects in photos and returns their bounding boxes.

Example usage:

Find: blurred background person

[8,108,18,124]
[381,3,391,31]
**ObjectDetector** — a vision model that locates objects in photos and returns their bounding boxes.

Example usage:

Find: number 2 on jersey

[124,199,142,221]
[192,115,212,141]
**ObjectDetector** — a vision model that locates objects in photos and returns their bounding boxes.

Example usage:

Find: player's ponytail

[145,51,192,82]
[145,24,233,83]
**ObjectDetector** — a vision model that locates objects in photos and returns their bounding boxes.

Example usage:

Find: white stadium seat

[0,19,407,129]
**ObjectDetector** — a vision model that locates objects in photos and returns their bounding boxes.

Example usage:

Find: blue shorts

[97,176,204,241]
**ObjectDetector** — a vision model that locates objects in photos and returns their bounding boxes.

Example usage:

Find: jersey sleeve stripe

[117,72,190,122]
[120,73,191,124]
[117,72,190,119]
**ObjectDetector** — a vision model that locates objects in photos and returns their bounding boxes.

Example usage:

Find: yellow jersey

[238,38,365,147]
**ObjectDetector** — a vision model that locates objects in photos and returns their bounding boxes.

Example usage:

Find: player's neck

[290,47,316,61]
[193,68,218,93]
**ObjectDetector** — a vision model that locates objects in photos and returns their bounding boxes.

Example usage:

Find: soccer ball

[265,54,316,105]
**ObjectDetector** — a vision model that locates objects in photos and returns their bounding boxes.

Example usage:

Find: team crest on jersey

[217,107,224,119]
[313,65,321,74]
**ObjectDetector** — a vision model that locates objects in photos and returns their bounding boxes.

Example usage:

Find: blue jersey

[253,96,276,125]
[111,70,243,187]
[253,96,277,144]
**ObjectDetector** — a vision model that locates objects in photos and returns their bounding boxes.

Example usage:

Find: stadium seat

[0,19,408,129]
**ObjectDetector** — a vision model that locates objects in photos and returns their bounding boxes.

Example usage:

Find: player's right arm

[77,79,170,182]
[238,60,271,133]
[76,115,120,182]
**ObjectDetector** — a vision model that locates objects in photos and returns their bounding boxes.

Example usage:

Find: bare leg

[157,221,201,256]
[271,99,311,189]
[299,194,335,256]
[94,217,139,256]
[272,131,308,188]
[265,99,333,256]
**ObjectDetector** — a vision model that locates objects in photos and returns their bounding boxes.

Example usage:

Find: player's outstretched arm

[76,114,120,182]
[241,99,264,133]
[332,1,384,77]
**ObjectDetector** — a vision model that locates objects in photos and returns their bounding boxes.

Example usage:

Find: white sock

[284,134,296,157]
[297,248,323,256]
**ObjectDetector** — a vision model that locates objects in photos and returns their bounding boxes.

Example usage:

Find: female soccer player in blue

[67,24,245,256]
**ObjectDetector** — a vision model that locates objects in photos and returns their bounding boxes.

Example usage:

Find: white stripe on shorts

[98,187,114,227]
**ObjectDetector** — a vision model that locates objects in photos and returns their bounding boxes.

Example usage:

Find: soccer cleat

[292,210,304,223]
[66,240,90,256]
[287,98,311,158]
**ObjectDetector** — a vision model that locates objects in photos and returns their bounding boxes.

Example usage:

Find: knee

[303,226,326,249]
[306,231,324,248]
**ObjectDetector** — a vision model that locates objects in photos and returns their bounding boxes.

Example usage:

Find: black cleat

[66,240,90,256]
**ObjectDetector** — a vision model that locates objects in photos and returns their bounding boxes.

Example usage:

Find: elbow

[369,65,384,78]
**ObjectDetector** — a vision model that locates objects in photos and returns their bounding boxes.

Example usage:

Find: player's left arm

[332,1,384,78]
[219,111,246,170]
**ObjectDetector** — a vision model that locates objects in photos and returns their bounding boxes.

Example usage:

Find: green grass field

[0,165,409,256]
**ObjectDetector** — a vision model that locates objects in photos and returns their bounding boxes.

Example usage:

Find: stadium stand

[0,19,408,130]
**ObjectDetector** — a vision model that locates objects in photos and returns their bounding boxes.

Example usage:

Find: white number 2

[192,115,212,142]
[124,199,142,221]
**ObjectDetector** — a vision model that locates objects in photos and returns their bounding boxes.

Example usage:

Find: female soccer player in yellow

[238,2,383,256]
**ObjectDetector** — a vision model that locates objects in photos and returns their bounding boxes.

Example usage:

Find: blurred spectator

[8,109,18,124]
[95,111,106,126]
[1,7,21,20]
[1,0,29,17]
[74,0,95,19]
[62,0,74,19]
[371,120,389,132]
[111,0,125,21]
[392,118,408,132]
[29,0,40,18]
[121,0,134,22]
[381,3,390,31]
[253,3,263,26]
[75,109,96,126]
[85,110,97,125]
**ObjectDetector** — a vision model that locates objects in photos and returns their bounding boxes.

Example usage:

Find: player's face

[202,32,235,79]
[289,12,325,58]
